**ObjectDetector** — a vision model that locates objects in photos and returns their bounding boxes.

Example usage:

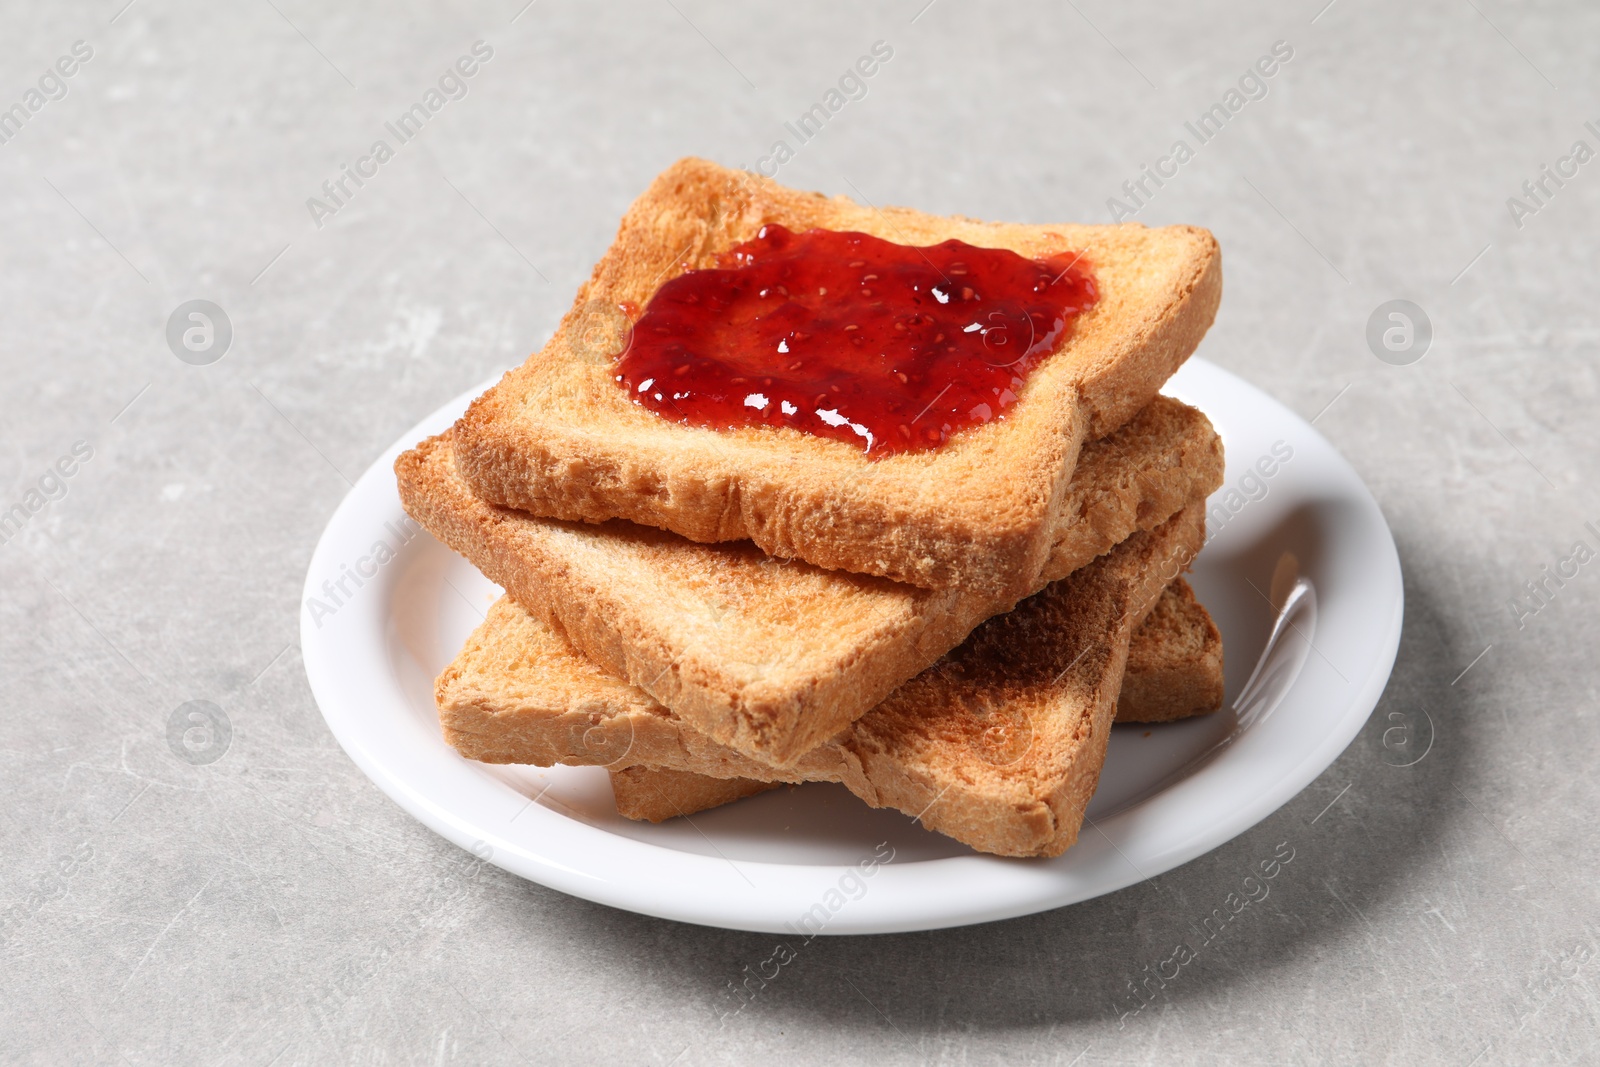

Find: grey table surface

[3,0,1597,1063]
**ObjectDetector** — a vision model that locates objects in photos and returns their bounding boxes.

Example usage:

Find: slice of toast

[436,505,1205,857]
[610,578,1223,821]
[454,157,1221,598]
[399,398,1222,765]
[610,767,780,821]
[1113,577,1225,723]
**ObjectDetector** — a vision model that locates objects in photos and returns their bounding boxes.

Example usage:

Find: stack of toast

[397,158,1226,858]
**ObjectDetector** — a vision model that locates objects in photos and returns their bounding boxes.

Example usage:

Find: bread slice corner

[610,767,780,823]
[608,576,1223,821]
[1113,577,1225,723]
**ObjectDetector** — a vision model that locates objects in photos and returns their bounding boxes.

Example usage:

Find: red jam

[611,224,1097,455]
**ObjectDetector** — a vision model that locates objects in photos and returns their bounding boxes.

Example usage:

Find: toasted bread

[1112,577,1225,723]
[609,577,1223,821]
[399,399,1222,765]
[436,505,1205,857]
[453,158,1221,598]
[609,767,779,821]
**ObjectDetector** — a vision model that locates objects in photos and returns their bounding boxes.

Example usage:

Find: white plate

[301,359,1402,934]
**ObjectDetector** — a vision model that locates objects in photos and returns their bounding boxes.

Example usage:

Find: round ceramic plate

[301,358,1402,934]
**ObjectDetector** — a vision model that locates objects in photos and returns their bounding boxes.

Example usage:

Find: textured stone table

[3,1,1597,1063]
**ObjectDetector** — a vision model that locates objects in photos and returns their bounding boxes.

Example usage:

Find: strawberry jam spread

[612,224,1096,455]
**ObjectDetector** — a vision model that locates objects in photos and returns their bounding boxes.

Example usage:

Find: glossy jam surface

[611,224,1097,455]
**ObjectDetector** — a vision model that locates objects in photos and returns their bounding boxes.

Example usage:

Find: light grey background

[2,0,1597,1063]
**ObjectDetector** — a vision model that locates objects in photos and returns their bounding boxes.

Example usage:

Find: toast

[1112,577,1225,723]
[453,157,1221,598]
[610,578,1223,821]
[610,767,780,821]
[399,398,1222,764]
[435,505,1206,857]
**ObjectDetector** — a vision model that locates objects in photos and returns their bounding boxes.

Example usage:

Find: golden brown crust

[453,158,1221,598]
[608,767,779,822]
[1114,577,1225,723]
[400,399,1222,766]
[1038,397,1223,582]
[606,578,1222,823]
[437,506,1208,857]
